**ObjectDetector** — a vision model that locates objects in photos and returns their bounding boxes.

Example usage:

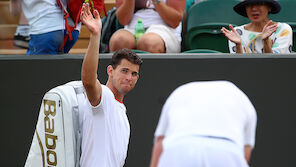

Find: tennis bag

[24,81,85,167]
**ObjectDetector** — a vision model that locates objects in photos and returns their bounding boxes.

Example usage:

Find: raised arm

[81,3,103,106]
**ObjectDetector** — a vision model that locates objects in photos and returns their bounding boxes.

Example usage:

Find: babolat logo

[36,99,58,166]
[44,100,58,166]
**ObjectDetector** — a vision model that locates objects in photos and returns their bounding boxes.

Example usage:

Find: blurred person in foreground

[221,0,292,53]
[150,81,257,167]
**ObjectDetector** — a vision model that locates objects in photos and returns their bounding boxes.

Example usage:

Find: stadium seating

[185,0,249,53]
[270,0,296,52]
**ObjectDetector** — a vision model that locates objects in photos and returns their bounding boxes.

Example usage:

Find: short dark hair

[111,48,143,69]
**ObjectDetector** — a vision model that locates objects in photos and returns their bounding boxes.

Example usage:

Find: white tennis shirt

[155,81,257,150]
[78,85,130,167]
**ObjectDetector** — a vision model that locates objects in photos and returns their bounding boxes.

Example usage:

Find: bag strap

[57,0,77,52]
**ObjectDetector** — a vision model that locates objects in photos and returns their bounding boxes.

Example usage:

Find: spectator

[109,0,186,53]
[21,0,81,54]
[221,0,293,53]
[10,0,30,49]
[150,81,257,167]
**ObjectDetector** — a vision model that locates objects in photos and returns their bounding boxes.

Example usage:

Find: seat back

[182,49,222,53]
[185,0,249,52]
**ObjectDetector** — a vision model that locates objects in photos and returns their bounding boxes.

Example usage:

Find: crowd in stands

[9,0,294,54]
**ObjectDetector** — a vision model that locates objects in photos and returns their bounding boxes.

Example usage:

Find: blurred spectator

[221,0,293,53]
[10,0,30,49]
[150,81,257,167]
[109,0,186,53]
[21,0,81,54]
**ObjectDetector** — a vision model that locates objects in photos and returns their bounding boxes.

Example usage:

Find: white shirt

[79,85,130,167]
[229,22,293,53]
[22,0,81,35]
[155,81,257,150]
[21,0,64,34]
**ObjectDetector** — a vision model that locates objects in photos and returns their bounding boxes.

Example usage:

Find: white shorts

[158,136,249,167]
[125,24,181,53]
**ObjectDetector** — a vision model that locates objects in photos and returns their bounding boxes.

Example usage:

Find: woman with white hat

[221,0,293,53]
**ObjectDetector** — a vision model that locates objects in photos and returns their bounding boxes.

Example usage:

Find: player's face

[246,3,270,23]
[111,59,140,95]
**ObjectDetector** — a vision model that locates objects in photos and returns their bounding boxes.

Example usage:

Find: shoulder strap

[57,0,79,52]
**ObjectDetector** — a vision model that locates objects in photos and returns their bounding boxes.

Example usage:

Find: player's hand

[221,24,241,45]
[80,3,102,35]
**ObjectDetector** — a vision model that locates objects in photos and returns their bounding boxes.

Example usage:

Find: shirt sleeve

[272,23,293,53]
[91,85,113,114]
